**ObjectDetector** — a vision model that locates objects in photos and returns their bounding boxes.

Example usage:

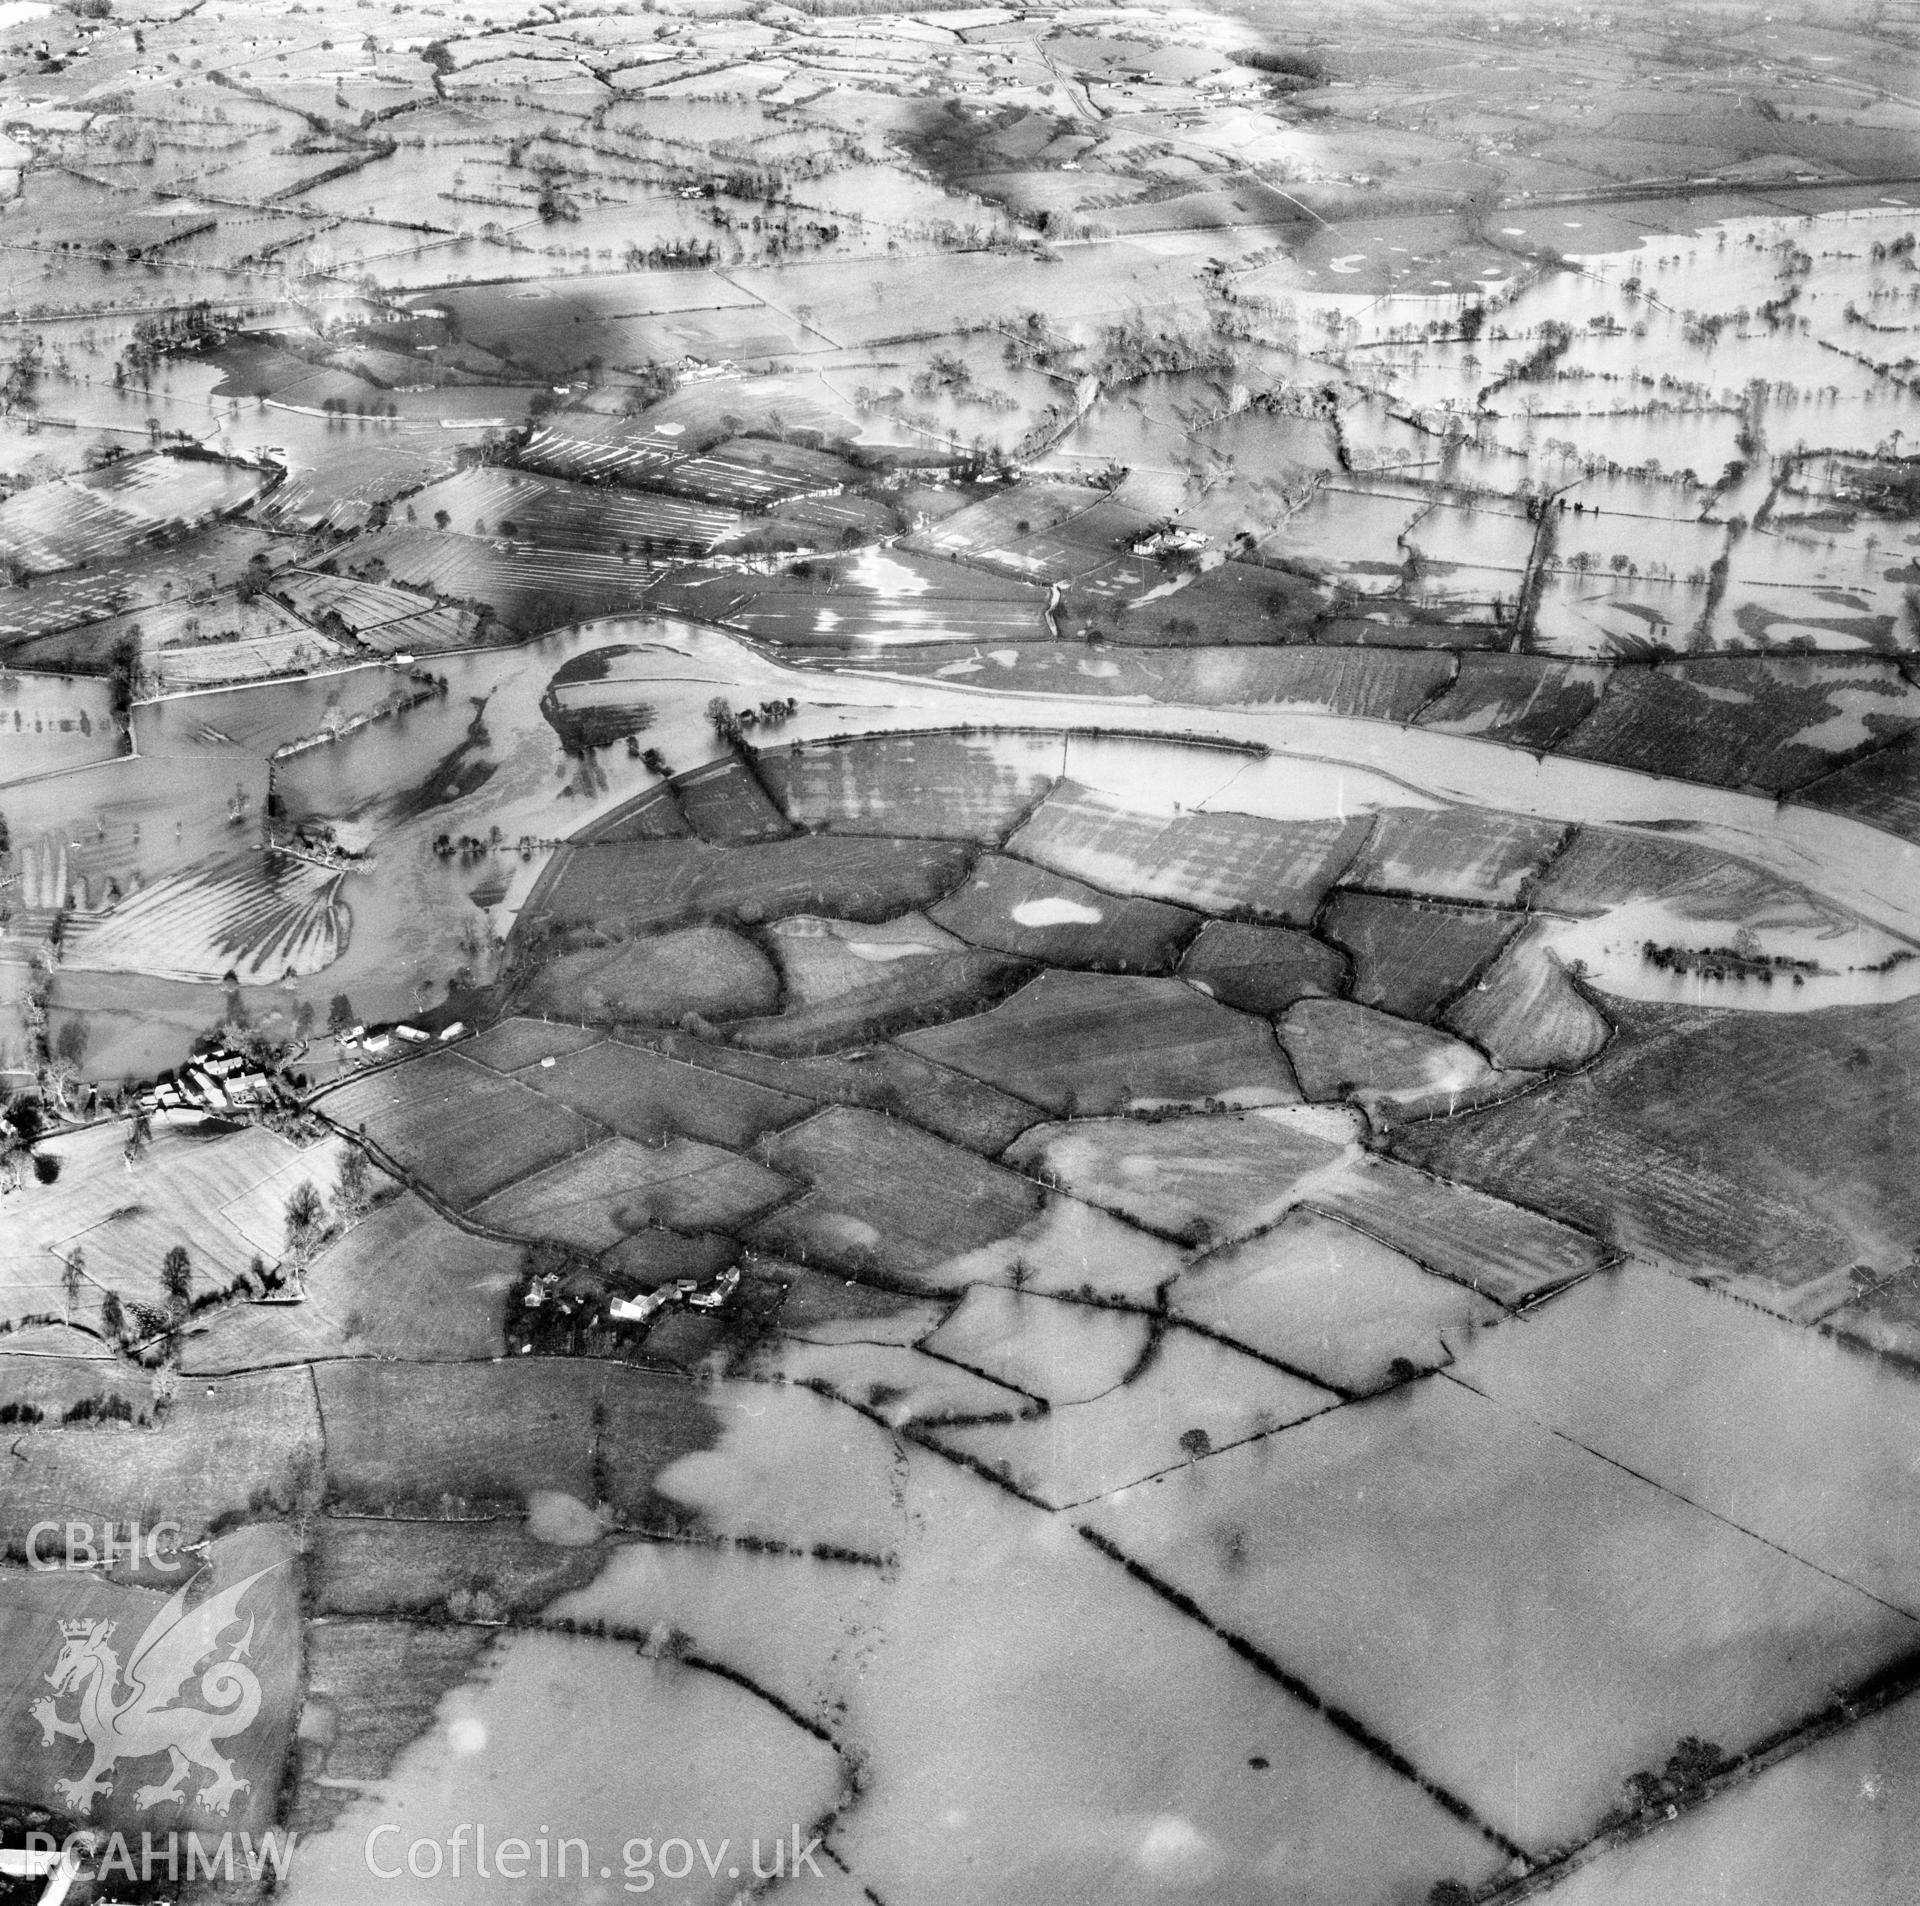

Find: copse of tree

[1234,46,1324,81]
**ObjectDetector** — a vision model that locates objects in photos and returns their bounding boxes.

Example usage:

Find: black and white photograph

[0,0,1917,1900]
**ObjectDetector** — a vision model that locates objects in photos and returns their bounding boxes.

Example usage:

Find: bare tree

[284,1180,324,1265]
[160,1244,192,1319]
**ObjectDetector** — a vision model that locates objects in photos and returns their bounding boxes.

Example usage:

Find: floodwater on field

[649,1383,1506,1906]
[1084,1372,1918,1853]
[0,669,115,783]
[1452,1263,1920,1616]
[210,613,1920,1021]
[1547,895,1920,1013]
[1057,731,1441,821]
[1539,1684,1920,1906]
[278,1629,844,1906]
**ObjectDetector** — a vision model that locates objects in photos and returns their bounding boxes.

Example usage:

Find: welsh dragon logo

[31,1567,278,1817]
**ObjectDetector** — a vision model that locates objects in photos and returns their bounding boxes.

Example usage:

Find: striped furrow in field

[63,852,345,982]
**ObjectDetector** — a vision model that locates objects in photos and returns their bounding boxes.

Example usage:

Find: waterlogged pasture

[1452,1265,1920,1617]
[1541,1687,1920,1906]
[279,1631,845,1906]
[651,1393,1507,1906]
[1086,1375,1919,1855]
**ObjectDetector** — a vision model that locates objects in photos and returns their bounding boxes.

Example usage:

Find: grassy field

[739,915,1032,1056]
[521,924,781,1025]
[317,1051,604,1212]
[749,1105,1044,1288]
[1343,807,1569,907]
[508,1036,809,1147]
[1312,1153,1605,1307]
[471,1135,793,1250]
[1444,924,1613,1073]
[679,1039,1044,1156]
[1177,1205,1504,1391]
[672,756,794,846]
[315,1358,717,1519]
[0,1367,322,1549]
[1529,826,1827,923]
[524,834,975,934]
[292,1619,494,1833]
[181,1192,519,1374]
[0,1114,344,1329]
[1278,997,1522,1122]
[928,852,1200,972]
[1557,660,1920,794]
[757,730,1062,843]
[0,1326,154,1422]
[407,465,744,557]
[456,1017,608,1072]
[1009,784,1374,923]
[1797,732,1920,847]
[1006,1109,1358,1248]
[763,912,968,1008]
[1177,920,1351,1014]
[1321,891,1521,1023]
[1413,656,1609,750]
[902,971,1301,1116]
[334,526,658,636]
[310,1515,610,1620]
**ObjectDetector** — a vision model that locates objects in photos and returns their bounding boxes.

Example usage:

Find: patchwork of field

[902,971,1301,1114]
[315,1049,604,1211]
[1399,993,1920,1314]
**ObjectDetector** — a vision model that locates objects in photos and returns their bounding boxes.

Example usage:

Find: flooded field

[0,2,1917,1902]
